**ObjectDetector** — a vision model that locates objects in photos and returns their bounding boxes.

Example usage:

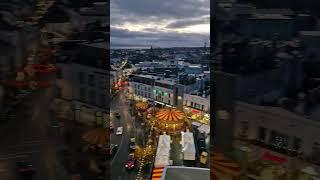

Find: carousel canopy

[82,128,109,146]
[136,101,149,110]
[156,108,185,123]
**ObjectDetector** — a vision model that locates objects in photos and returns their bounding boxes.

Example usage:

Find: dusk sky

[111,0,210,49]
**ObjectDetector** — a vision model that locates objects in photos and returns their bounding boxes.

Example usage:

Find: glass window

[258,127,266,142]
[100,94,106,107]
[78,72,85,84]
[79,88,86,101]
[293,137,302,151]
[270,131,288,148]
[57,69,63,79]
[88,74,95,87]
[89,90,96,105]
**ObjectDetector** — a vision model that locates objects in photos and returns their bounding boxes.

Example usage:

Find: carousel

[211,152,241,180]
[155,108,186,134]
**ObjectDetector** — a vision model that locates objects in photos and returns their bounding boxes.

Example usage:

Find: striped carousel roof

[82,128,109,146]
[211,152,241,178]
[136,101,149,110]
[155,108,185,123]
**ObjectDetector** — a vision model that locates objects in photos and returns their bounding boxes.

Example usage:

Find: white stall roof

[155,134,171,168]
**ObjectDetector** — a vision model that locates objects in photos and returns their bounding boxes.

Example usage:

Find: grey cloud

[166,16,210,29]
[110,0,210,48]
[111,27,209,48]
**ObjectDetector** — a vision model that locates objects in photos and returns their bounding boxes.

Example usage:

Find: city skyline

[111,0,210,49]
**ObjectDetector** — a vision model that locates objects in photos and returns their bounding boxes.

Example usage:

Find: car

[198,138,206,152]
[111,144,118,155]
[129,138,136,150]
[125,154,136,170]
[116,127,123,135]
[16,161,35,175]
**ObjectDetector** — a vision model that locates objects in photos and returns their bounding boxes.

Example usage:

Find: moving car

[129,138,136,150]
[111,144,118,155]
[16,161,35,175]
[116,127,123,135]
[125,154,136,170]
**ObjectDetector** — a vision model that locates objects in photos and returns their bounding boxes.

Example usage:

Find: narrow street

[111,90,138,180]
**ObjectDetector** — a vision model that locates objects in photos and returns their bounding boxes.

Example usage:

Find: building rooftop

[162,166,210,180]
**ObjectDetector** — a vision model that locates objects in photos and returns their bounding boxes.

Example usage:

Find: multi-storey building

[128,74,184,109]
[55,40,108,126]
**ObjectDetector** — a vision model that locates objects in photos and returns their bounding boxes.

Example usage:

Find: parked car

[129,138,136,150]
[197,138,206,152]
[116,127,123,135]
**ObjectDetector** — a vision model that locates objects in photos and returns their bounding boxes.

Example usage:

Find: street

[111,91,137,180]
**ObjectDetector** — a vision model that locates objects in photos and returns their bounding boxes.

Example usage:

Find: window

[293,137,302,151]
[57,69,63,79]
[168,93,171,98]
[270,131,288,148]
[240,121,249,138]
[99,78,106,90]
[201,105,204,110]
[145,87,147,91]
[88,74,95,87]
[258,127,266,142]
[78,72,85,84]
[79,88,86,101]
[168,100,170,104]
[100,94,106,107]
[89,90,96,105]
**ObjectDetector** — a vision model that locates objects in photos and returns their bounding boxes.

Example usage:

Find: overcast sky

[111,0,210,49]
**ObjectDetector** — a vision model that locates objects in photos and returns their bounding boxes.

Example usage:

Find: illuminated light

[178,96,182,100]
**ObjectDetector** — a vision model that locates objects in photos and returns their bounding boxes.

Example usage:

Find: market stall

[154,134,171,168]
[181,131,196,161]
